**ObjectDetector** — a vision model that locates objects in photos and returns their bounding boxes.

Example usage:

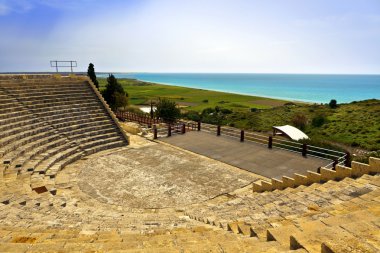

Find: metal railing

[50,60,77,73]
[116,111,162,126]
[121,115,348,169]
[195,122,348,169]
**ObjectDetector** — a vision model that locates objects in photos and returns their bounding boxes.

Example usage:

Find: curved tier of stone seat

[0,76,127,192]
[184,166,380,252]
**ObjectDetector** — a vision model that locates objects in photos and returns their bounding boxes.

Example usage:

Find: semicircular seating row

[0,75,128,195]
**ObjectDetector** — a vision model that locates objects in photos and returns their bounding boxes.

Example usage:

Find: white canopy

[272,125,309,141]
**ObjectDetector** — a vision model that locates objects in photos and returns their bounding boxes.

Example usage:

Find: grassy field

[224,99,380,151]
[98,78,290,111]
[99,77,380,152]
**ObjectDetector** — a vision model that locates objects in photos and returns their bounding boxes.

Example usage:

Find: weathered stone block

[307,171,321,184]
[252,181,264,192]
[369,157,380,173]
[282,176,295,188]
[261,180,274,191]
[335,164,352,179]
[294,173,308,186]
[351,161,370,177]
[271,178,284,190]
[320,167,337,182]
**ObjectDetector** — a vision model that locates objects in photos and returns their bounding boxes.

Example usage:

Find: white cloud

[36,0,98,10]
[0,0,97,15]
[1,0,379,73]
[0,3,10,15]
[0,0,33,15]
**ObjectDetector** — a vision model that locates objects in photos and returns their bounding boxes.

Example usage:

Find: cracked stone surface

[77,142,260,209]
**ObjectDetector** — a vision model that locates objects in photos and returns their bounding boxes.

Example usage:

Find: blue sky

[0,0,379,73]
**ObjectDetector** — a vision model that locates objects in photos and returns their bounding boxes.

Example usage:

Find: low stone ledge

[369,157,380,173]
[351,161,370,178]
[320,167,337,182]
[307,171,321,184]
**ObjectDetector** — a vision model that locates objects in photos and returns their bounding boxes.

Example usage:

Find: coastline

[98,73,380,104]
[132,77,315,105]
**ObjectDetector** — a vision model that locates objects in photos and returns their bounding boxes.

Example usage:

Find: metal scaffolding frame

[50,60,77,73]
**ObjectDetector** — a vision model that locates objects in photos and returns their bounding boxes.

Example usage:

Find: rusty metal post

[168,124,171,137]
[333,159,338,170]
[268,136,272,149]
[150,101,154,119]
[240,130,244,142]
[197,121,201,131]
[345,152,351,167]
[181,123,186,134]
[302,143,307,157]
[153,125,157,139]
[217,125,221,136]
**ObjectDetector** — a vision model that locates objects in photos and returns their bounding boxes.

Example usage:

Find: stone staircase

[0,75,128,181]
[0,225,311,253]
[0,75,128,209]
[185,170,380,252]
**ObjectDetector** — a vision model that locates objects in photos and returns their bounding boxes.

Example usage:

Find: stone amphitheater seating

[0,74,379,252]
[0,75,128,180]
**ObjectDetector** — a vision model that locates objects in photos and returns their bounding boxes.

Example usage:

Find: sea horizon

[97,72,380,104]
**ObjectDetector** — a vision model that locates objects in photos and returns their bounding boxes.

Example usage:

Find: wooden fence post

[181,123,186,134]
[345,152,351,167]
[333,159,338,170]
[153,125,157,139]
[168,124,171,137]
[268,136,272,149]
[240,130,244,142]
[302,143,307,157]
[217,125,221,136]
[197,121,201,131]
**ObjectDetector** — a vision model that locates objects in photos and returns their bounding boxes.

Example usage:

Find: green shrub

[202,107,215,115]
[329,99,338,109]
[155,98,180,123]
[312,114,327,127]
[291,113,308,130]
[183,110,201,121]
[221,108,233,114]
[351,141,359,147]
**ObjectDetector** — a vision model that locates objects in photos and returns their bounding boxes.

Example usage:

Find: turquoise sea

[98,73,380,103]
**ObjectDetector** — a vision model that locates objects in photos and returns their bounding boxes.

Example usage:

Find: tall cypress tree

[102,74,127,111]
[87,63,99,89]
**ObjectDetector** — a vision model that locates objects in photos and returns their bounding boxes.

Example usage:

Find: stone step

[1,130,60,163]
[0,123,51,148]
[31,104,103,119]
[9,137,68,171]
[45,151,84,176]
[25,101,101,114]
[0,109,30,120]
[33,146,81,175]
[20,95,97,108]
[2,84,89,93]
[290,220,378,253]
[0,117,42,133]
[83,140,126,156]
[65,123,117,139]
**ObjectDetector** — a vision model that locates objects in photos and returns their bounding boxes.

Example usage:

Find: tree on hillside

[291,112,308,130]
[87,63,99,89]
[155,98,180,123]
[329,99,338,109]
[102,74,128,111]
[114,91,129,111]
